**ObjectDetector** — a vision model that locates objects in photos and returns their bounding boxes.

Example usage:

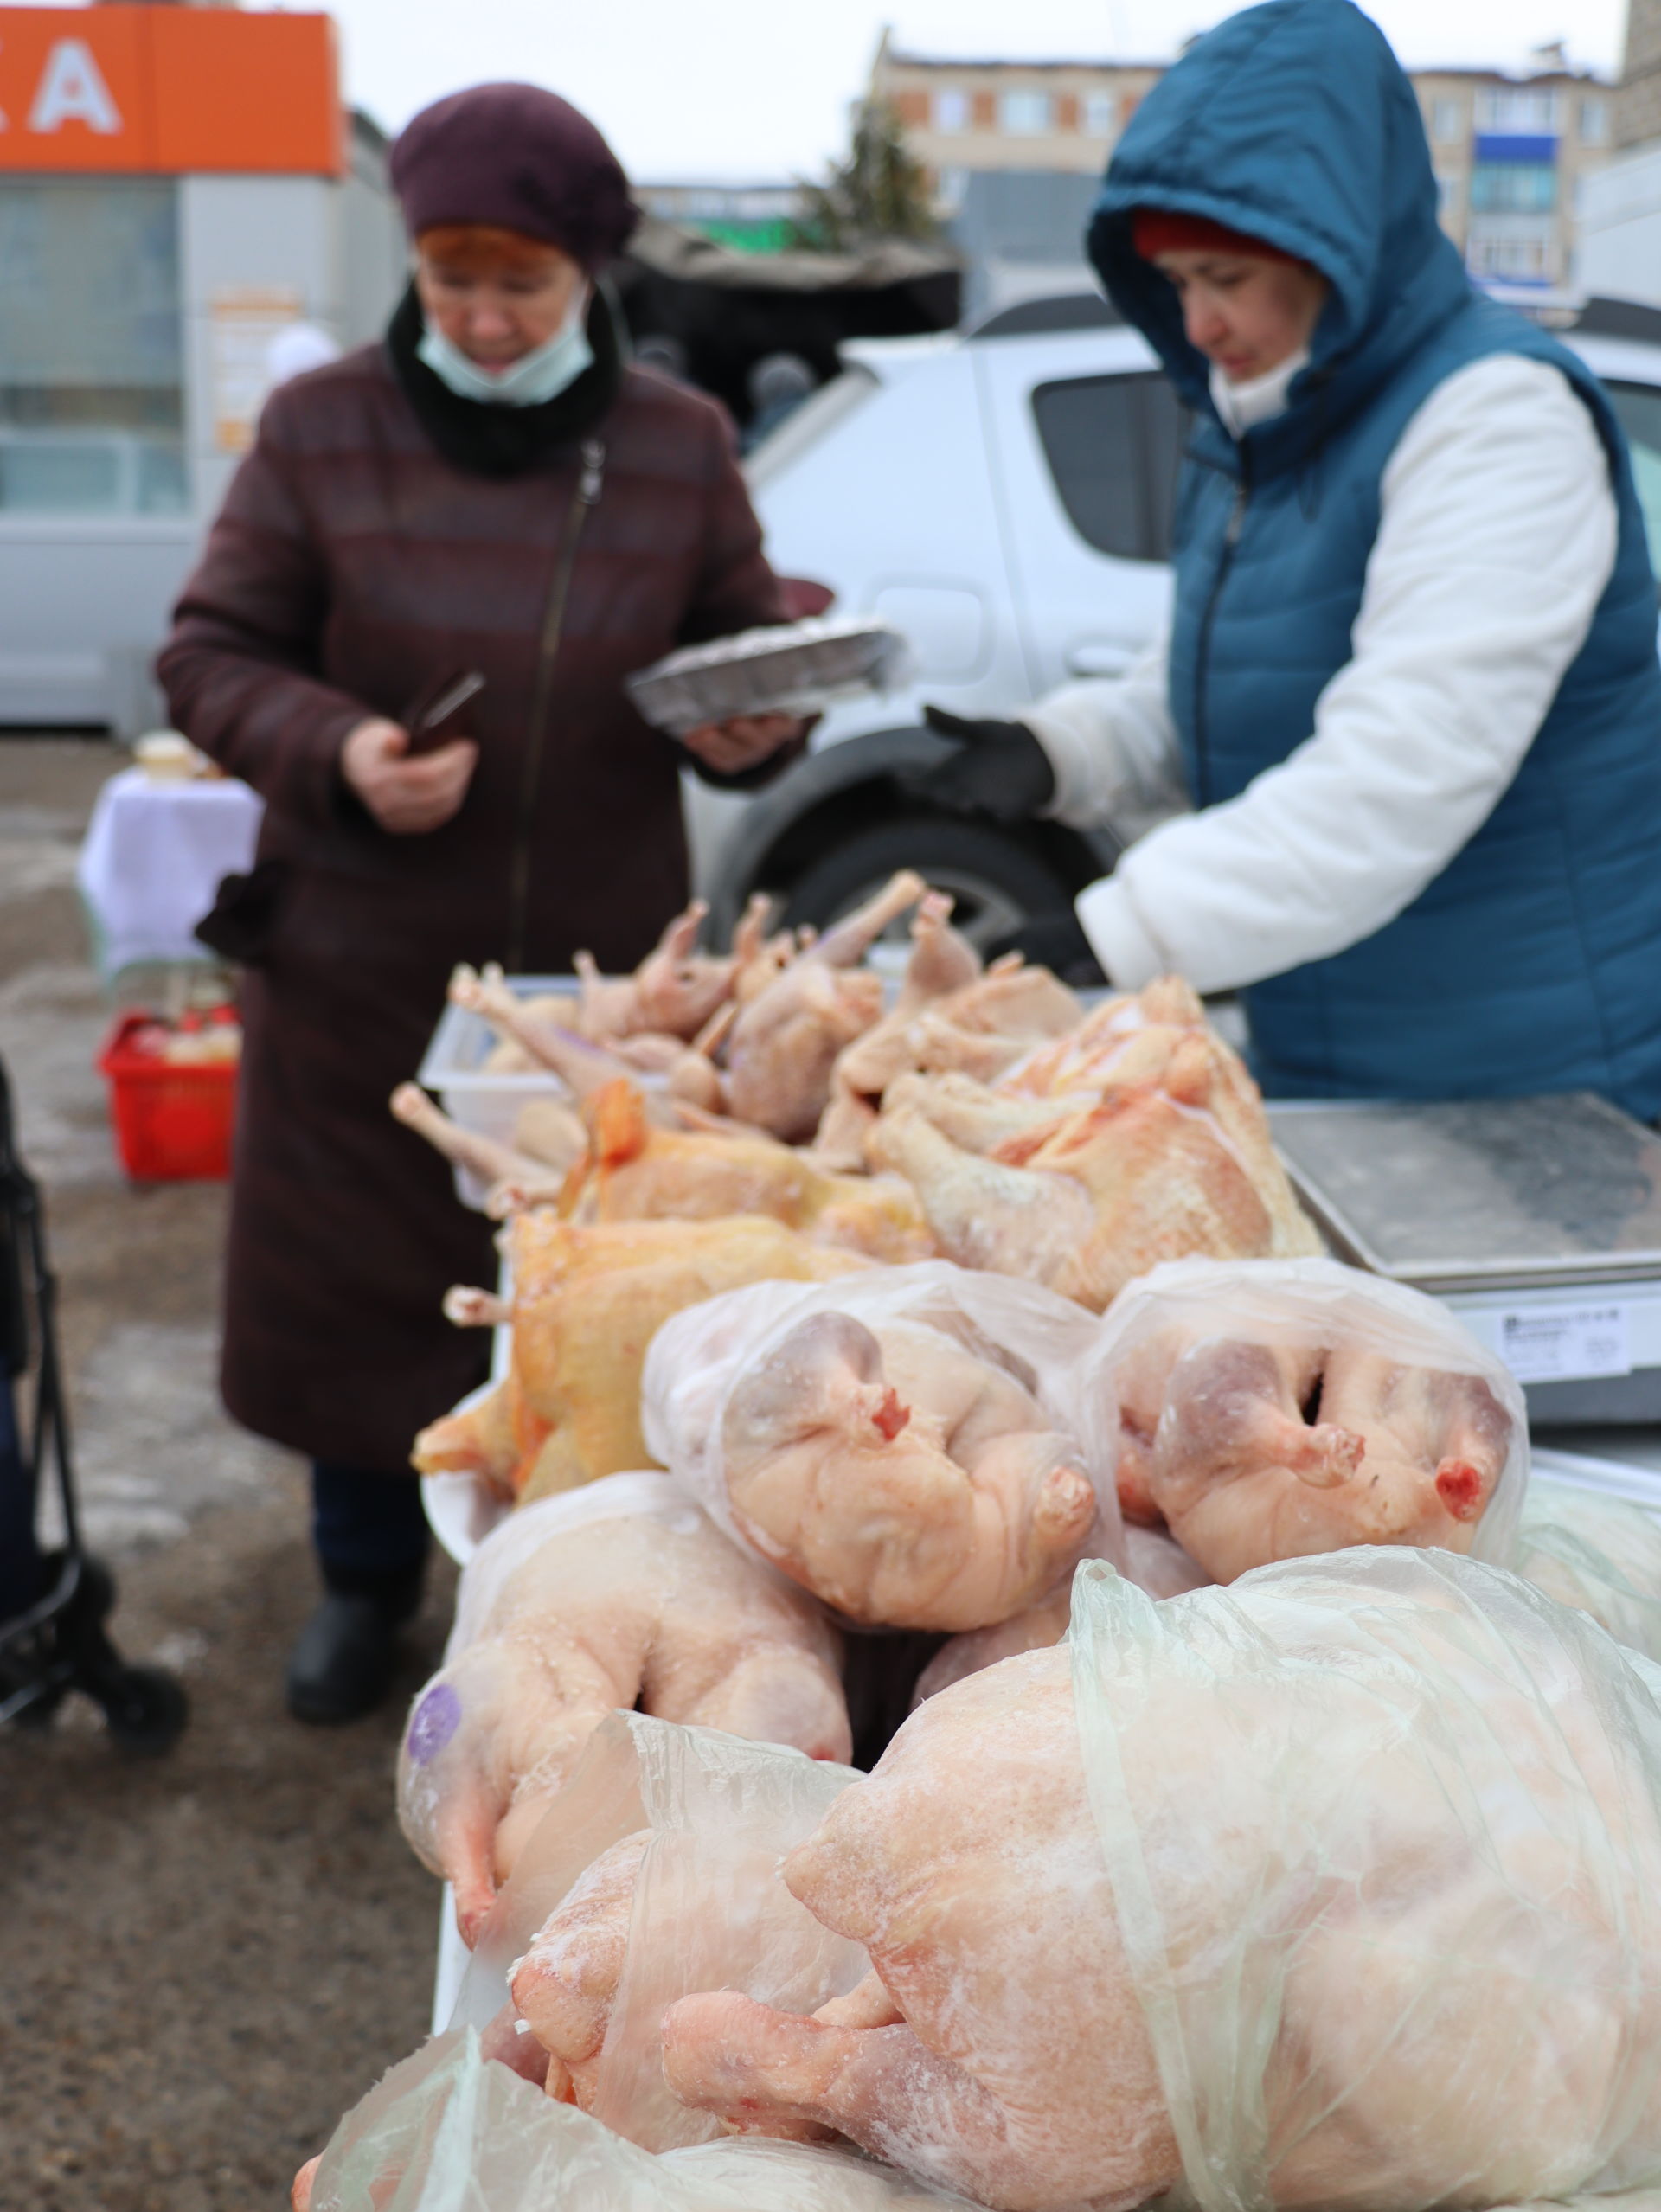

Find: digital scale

[1267,1093,1661,1427]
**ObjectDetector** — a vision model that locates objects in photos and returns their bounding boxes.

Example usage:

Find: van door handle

[1065,642,1135,677]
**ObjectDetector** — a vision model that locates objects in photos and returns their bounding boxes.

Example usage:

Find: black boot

[285,1569,423,1726]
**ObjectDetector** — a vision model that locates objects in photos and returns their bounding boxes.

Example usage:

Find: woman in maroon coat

[157,84,802,1722]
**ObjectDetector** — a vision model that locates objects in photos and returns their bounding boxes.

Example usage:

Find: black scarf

[385,280,623,478]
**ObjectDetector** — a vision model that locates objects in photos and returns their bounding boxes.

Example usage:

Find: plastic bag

[1070,1254,1529,1585]
[399,1479,848,1941]
[641,1259,1115,1631]
[1070,1548,1661,2212]
[304,2027,988,2210]
[1510,1473,1661,1665]
[449,1709,867,2154]
[440,1475,702,1663]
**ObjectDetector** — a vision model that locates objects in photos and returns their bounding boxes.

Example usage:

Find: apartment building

[872,34,1612,294]
[1417,61,1613,288]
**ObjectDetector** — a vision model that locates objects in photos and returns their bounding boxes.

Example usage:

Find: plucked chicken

[723,871,926,1142]
[659,1551,1661,2212]
[411,1212,868,1502]
[549,1079,933,1264]
[398,1478,848,1944]
[644,1266,1103,1631]
[447,966,702,1132]
[812,899,1080,1167]
[1081,1257,1524,1584]
[392,1082,587,1190]
[512,1828,653,2106]
[869,978,1319,1310]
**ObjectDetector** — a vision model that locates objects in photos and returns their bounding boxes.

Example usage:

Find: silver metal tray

[625,614,911,736]
[1266,1093,1661,1293]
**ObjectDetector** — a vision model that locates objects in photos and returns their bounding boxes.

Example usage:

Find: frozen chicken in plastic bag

[1512,1474,1661,1664]
[396,1475,849,1942]
[1072,1254,1526,1583]
[920,1480,1661,1711]
[641,1260,1112,1631]
[295,2027,988,2211]
[505,1710,868,2152]
[664,1549,1661,2212]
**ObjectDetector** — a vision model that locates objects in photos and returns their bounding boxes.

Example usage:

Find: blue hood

[1088,0,1472,456]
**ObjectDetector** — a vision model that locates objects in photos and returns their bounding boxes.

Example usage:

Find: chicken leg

[868,1106,1096,1289]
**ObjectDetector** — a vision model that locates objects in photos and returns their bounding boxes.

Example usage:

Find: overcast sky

[39,0,1630,176]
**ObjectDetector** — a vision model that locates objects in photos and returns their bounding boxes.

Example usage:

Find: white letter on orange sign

[29,39,122,135]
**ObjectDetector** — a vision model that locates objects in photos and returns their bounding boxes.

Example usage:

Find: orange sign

[0,7,342,175]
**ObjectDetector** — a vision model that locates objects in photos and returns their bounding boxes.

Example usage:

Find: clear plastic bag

[304,2026,988,2210]
[1070,1254,1529,1586]
[440,1475,703,1663]
[640,1259,1114,1632]
[438,1711,867,2152]
[399,1480,849,1942]
[1511,1475,1661,1665]
[1070,1548,1661,2212]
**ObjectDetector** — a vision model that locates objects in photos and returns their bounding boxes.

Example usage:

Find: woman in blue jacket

[911,0,1661,1116]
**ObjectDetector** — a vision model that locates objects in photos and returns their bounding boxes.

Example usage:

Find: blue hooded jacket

[1087,0,1661,1117]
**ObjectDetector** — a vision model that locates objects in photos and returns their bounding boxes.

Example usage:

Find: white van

[689,292,1661,948]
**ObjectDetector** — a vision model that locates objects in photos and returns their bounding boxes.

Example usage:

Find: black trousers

[311,1461,431,1596]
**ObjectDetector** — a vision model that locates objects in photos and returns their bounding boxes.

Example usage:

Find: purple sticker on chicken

[407,1682,461,1766]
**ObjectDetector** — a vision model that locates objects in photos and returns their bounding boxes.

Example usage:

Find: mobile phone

[401,668,485,755]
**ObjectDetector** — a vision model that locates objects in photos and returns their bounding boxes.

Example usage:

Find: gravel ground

[0,739,458,2212]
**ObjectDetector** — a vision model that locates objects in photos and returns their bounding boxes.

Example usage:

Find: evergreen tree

[791,101,939,251]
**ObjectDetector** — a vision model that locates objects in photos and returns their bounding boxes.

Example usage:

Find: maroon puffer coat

[158,336,789,1470]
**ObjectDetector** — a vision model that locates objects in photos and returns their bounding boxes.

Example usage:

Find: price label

[1497,1303,1632,1385]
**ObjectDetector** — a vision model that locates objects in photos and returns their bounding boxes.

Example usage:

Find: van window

[1606,382,1661,578]
[1031,372,1184,561]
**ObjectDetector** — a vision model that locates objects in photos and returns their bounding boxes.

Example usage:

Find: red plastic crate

[99,1012,239,1182]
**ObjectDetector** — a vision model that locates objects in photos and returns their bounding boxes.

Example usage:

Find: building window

[0,177,185,515]
[934,166,969,215]
[1467,230,1555,281]
[1475,87,1560,133]
[934,87,970,134]
[1435,171,1463,215]
[1000,89,1053,136]
[1082,91,1118,138]
[1433,98,1465,144]
[1470,163,1557,213]
[1581,97,1610,145]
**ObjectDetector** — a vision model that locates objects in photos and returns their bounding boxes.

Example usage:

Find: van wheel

[779,819,1078,956]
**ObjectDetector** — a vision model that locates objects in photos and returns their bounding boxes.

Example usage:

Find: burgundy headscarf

[390,82,639,270]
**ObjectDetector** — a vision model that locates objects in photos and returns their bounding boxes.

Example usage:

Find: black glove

[907,706,1056,822]
[984,910,1105,987]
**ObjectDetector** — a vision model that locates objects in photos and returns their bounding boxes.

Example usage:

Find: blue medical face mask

[417,285,593,407]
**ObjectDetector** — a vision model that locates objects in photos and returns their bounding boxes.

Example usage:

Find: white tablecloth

[76,768,266,979]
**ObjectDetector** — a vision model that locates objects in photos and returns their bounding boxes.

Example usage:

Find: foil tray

[625,615,911,736]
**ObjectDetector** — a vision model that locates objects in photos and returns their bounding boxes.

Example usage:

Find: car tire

[778,817,1081,955]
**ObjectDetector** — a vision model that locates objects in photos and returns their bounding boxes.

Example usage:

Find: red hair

[1131,208,1302,266]
[415,223,568,278]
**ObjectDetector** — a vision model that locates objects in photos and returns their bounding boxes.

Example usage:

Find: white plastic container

[416,974,577,1209]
